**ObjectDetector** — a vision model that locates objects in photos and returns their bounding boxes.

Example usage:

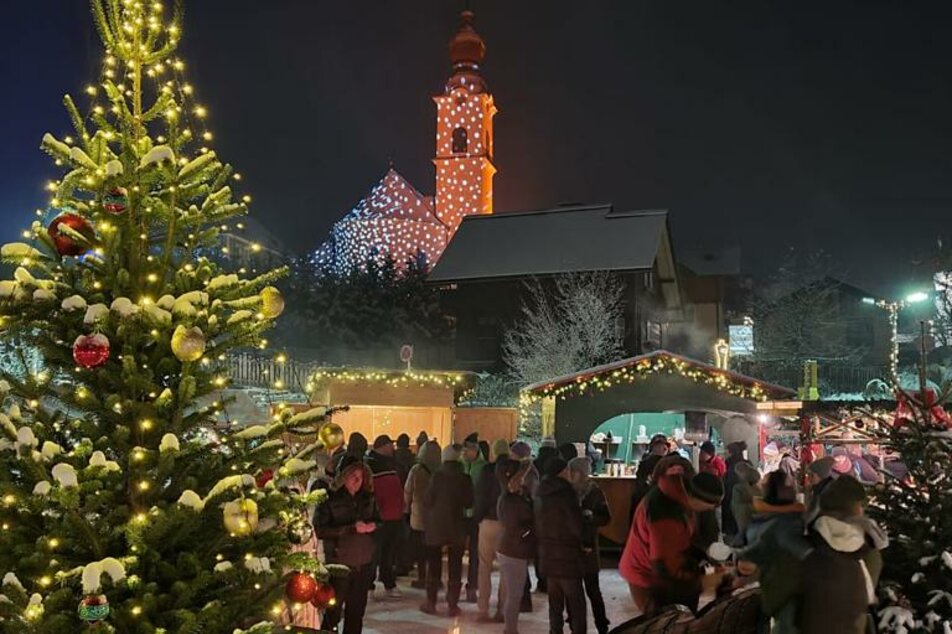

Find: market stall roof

[524,350,796,401]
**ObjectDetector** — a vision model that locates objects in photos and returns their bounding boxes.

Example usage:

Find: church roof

[344,168,439,224]
[428,204,671,282]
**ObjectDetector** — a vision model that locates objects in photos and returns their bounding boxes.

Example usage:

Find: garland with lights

[306,368,469,393]
[521,354,770,404]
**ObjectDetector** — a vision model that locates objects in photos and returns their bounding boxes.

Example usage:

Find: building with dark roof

[429,204,683,371]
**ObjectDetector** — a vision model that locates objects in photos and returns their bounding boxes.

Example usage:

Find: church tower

[434,9,497,235]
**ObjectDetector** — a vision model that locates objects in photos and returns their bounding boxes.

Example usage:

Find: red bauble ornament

[73,334,110,368]
[310,581,337,609]
[255,468,274,488]
[285,572,317,604]
[103,187,128,214]
[48,213,95,257]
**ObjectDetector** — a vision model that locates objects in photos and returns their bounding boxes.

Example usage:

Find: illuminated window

[452,127,468,154]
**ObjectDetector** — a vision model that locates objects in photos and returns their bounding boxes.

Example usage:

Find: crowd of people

[308,429,891,634]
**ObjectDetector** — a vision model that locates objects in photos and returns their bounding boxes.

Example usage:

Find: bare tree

[503,272,626,386]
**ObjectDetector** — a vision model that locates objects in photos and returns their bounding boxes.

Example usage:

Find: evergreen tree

[874,389,952,633]
[0,2,332,632]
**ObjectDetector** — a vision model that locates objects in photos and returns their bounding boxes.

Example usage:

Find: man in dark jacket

[394,433,415,477]
[536,457,587,634]
[629,434,669,526]
[462,432,487,602]
[721,441,747,539]
[498,458,537,634]
[475,438,510,622]
[314,454,380,634]
[421,443,475,616]
[366,434,404,598]
[392,433,415,577]
[568,457,611,634]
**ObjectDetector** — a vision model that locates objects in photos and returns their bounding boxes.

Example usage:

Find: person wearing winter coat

[620,471,725,614]
[736,470,812,633]
[314,454,380,634]
[421,443,475,617]
[698,441,727,478]
[497,458,537,634]
[346,432,368,459]
[475,438,511,622]
[799,476,888,634]
[629,434,669,527]
[462,432,487,602]
[720,441,747,539]
[730,460,762,544]
[404,440,441,589]
[536,458,587,634]
[567,457,611,634]
[366,434,404,598]
[393,433,415,482]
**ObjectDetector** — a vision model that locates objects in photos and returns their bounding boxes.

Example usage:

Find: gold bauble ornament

[223,498,258,536]
[318,422,345,453]
[171,325,205,363]
[260,286,285,319]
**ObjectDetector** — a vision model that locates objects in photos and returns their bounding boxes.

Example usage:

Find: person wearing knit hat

[460,433,487,602]
[699,441,727,478]
[536,453,587,634]
[421,442,474,617]
[314,452,378,634]
[496,458,536,634]
[474,438,514,621]
[366,433,403,598]
[620,469,726,614]
[831,446,855,476]
[807,457,836,485]
[800,476,888,634]
[567,456,612,634]
[510,441,531,461]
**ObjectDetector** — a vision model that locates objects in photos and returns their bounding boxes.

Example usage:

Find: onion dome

[446,10,488,93]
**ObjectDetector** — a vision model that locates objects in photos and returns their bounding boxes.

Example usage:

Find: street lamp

[862,292,931,382]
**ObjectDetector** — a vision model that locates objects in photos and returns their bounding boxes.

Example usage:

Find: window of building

[452,127,468,154]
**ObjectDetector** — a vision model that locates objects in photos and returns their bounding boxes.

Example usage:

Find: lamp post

[862,292,931,383]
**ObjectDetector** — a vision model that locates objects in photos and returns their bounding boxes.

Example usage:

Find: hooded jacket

[366,449,404,522]
[404,441,441,531]
[423,459,474,546]
[737,502,811,616]
[313,462,380,567]
[620,474,704,596]
[798,515,887,634]
[535,476,585,578]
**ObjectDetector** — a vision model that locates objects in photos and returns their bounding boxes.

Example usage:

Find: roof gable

[346,168,440,224]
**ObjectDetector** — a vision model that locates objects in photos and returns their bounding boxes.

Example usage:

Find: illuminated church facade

[311,10,496,273]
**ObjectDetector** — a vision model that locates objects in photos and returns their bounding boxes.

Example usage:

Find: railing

[227,353,317,391]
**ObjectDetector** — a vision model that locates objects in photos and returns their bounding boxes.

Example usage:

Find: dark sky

[2,1,951,290]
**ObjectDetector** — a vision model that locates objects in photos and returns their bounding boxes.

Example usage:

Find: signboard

[729,324,754,357]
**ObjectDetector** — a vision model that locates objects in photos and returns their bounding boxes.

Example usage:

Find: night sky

[2,1,951,290]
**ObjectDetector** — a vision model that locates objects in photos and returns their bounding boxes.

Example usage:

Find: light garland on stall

[521,354,770,406]
[305,368,468,393]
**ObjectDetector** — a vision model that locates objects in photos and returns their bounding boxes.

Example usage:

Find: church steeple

[433,8,497,234]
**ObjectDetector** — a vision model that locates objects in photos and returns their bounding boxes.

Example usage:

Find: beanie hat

[542,457,568,478]
[819,475,866,516]
[463,432,479,450]
[688,472,725,504]
[700,441,716,455]
[540,436,557,449]
[510,441,531,460]
[396,433,410,449]
[558,442,579,461]
[807,457,836,481]
[491,438,510,460]
[442,443,462,463]
[373,434,393,450]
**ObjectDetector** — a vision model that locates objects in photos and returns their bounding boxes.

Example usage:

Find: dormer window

[452,126,468,154]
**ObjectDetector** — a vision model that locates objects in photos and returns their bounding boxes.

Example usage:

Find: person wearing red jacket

[367,434,405,598]
[619,471,725,614]
[698,441,727,478]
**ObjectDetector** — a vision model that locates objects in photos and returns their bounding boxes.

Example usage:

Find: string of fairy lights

[520,354,771,406]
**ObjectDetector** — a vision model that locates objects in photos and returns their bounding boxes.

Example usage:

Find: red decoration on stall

[72,334,110,368]
[310,581,337,609]
[285,572,317,604]
[893,389,952,429]
[48,213,95,256]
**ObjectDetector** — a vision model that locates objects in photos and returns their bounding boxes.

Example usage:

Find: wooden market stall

[523,350,795,544]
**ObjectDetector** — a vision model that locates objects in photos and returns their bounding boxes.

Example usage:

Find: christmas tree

[873,388,952,633]
[0,1,334,631]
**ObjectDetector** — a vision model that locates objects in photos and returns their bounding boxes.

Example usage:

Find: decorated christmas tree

[0,1,335,631]
[873,388,952,633]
